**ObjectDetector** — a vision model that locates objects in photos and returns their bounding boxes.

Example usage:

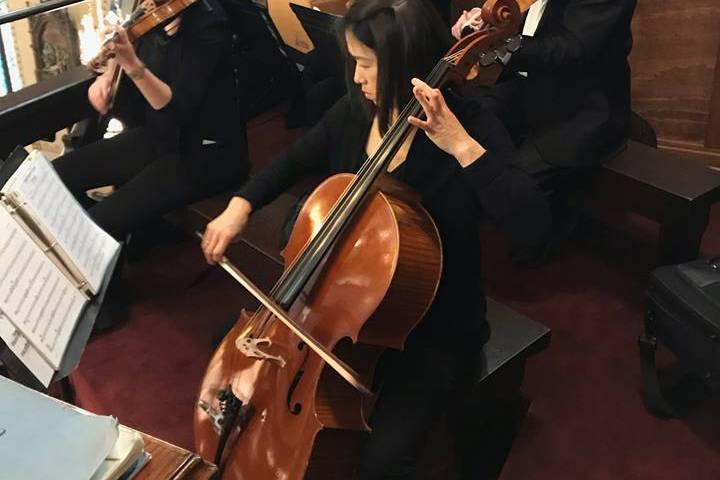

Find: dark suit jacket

[490,0,637,167]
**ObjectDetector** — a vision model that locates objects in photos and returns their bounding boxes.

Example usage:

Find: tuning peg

[478,50,498,67]
[505,35,523,53]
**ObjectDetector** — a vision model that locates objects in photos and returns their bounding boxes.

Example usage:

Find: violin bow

[104,0,148,110]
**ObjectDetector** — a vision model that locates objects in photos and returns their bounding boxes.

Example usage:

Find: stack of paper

[0,377,148,480]
[91,426,150,480]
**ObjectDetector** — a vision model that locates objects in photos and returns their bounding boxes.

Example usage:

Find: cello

[194,1,523,477]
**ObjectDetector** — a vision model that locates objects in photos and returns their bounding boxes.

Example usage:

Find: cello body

[194,174,442,479]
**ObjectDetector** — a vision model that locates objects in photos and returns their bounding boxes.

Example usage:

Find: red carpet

[490,211,720,480]
[67,110,720,478]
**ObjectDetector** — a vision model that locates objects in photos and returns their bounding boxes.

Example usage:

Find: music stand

[289,3,340,54]
[0,146,120,400]
[290,3,345,72]
[289,2,346,111]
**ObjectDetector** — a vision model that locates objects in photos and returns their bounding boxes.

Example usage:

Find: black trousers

[53,127,248,239]
[475,78,593,263]
[477,77,566,188]
[356,337,477,480]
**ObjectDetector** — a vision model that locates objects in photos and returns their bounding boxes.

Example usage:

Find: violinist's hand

[202,197,253,264]
[88,75,112,115]
[407,78,486,167]
[451,8,484,39]
[103,26,142,72]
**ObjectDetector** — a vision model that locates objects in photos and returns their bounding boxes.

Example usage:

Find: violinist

[452,0,636,190]
[202,0,549,476]
[53,0,249,241]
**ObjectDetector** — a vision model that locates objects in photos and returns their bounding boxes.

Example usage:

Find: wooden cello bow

[193,1,523,478]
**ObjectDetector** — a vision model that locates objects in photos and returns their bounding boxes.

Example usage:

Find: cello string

[253,55,456,336]
[235,33,495,380]
[229,48,465,384]
[253,58,453,338]
[248,61,447,335]
[250,39,487,338]
[228,26,504,391]
[248,35,487,337]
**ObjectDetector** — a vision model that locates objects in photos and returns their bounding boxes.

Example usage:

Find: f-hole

[286,342,309,415]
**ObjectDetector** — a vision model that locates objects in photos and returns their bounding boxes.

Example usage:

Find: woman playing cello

[202,0,549,476]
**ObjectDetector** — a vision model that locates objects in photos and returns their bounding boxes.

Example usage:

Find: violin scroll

[444,0,522,87]
[481,0,522,28]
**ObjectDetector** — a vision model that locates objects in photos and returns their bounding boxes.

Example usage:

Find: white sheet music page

[2,151,120,293]
[0,207,87,369]
[0,312,55,386]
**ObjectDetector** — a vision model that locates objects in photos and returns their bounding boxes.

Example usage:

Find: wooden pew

[573,140,720,265]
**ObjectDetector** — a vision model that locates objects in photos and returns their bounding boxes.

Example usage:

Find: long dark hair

[338,0,452,134]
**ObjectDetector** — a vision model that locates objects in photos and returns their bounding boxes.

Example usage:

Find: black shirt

[236,93,543,343]
[119,0,245,158]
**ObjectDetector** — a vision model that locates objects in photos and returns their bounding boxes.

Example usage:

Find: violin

[193,1,524,478]
[86,0,197,109]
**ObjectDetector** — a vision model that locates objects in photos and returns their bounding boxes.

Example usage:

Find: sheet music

[0,207,87,369]
[0,312,55,387]
[2,151,120,293]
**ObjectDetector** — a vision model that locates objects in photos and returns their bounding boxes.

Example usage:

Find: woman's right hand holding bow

[202,197,254,264]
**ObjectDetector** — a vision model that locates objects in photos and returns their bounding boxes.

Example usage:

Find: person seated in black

[53,0,249,241]
[201,0,549,477]
[452,0,637,188]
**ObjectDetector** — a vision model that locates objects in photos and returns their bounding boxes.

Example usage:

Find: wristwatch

[126,63,146,80]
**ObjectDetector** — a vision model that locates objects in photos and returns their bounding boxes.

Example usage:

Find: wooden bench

[168,191,550,477]
[136,432,217,480]
[574,140,720,265]
[463,298,550,478]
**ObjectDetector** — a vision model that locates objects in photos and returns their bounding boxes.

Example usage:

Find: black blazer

[501,0,637,167]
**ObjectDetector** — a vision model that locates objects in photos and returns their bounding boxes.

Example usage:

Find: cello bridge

[235,336,286,367]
